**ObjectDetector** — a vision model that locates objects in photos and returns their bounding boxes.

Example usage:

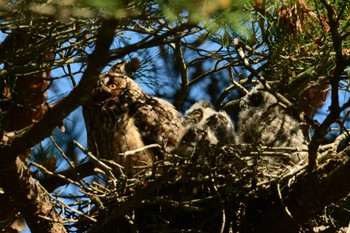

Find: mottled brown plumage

[83,61,184,177]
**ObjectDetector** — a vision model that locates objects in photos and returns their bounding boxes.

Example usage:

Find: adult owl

[83,61,184,177]
[238,83,307,165]
[181,100,236,145]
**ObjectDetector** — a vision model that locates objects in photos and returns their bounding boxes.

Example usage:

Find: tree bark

[0,157,66,233]
[0,18,118,232]
[240,148,350,232]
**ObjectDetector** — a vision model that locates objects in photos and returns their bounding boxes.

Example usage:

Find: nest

[61,140,315,233]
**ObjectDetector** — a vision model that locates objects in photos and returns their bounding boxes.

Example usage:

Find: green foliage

[157,0,251,37]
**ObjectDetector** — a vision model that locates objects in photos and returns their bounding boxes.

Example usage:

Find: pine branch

[242,147,350,233]
[0,18,118,233]
[308,0,348,169]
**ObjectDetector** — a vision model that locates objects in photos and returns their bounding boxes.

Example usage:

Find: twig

[319,132,349,159]
[189,62,233,86]
[38,161,95,193]
[229,70,249,95]
[31,161,84,190]
[72,140,120,182]
[50,136,75,169]
[174,39,189,110]
[39,183,98,223]
[73,140,114,171]
[275,182,301,230]
[215,67,249,108]
[120,144,161,157]
[233,38,295,109]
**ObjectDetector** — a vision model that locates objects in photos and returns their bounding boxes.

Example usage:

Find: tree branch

[241,147,350,233]
[0,18,118,232]
[174,39,189,110]
[287,149,350,223]
[36,161,95,193]
[308,0,346,169]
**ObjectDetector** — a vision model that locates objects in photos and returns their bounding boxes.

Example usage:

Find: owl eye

[108,84,117,90]
[249,92,263,107]
[192,110,202,119]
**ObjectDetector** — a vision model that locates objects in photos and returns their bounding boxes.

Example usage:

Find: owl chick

[181,100,236,145]
[83,60,184,177]
[174,125,218,159]
[238,83,307,165]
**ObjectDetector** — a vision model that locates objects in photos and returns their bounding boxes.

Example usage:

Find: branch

[0,157,67,232]
[0,18,118,233]
[174,39,189,110]
[87,169,178,233]
[308,0,347,169]
[0,18,117,158]
[288,148,350,224]
[241,147,350,232]
[110,22,200,61]
[36,161,95,193]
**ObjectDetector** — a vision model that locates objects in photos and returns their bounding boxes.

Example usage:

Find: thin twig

[233,38,295,107]
[120,144,161,157]
[72,140,114,172]
[30,161,84,190]
[50,136,75,169]
[275,182,301,230]
[39,183,98,223]
[174,39,189,110]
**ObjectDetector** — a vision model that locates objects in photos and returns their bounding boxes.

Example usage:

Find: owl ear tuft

[110,58,141,75]
[125,58,141,72]
[197,100,214,109]
[110,60,127,74]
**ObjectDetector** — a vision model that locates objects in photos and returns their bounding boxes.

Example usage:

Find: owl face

[240,84,277,110]
[91,74,142,114]
[91,76,118,107]
[248,92,263,107]
[180,100,236,145]
[90,61,131,105]
[182,100,217,126]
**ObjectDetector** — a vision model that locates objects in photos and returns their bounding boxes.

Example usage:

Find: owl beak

[93,86,113,103]
[239,98,248,109]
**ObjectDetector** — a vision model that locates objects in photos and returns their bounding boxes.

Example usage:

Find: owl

[181,100,236,145]
[175,100,236,158]
[174,125,218,159]
[238,83,307,165]
[83,60,184,177]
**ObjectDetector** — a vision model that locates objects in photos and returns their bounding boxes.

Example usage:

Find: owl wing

[175,124,218,158]
[205,111,236,144]
[114,116,154,177]
[131,96,184,158]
